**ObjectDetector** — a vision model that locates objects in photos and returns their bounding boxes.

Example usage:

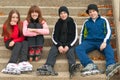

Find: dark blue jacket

[79,15,111,44]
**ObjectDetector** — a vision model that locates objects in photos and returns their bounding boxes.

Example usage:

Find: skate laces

[6,63,18,68]
[37,65,48,71]
[106,64,115,71]
[70,64,78,72]
[45,65,57,73]
[82,63,98,71]
[18,61,33,68]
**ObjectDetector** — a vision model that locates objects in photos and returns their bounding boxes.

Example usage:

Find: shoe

[35,47,42,61]
[29,47,35,62]
[106,63,120,80]
[36,65,58,76]
[69,64,80,78]
[81,63,100,76]
[35,48,41,55]
[18,61,33,73]
[1,63,21,75]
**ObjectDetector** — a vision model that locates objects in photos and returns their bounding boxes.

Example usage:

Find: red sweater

[3,24,24,43]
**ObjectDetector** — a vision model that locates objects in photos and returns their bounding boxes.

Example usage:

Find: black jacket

[52,17,77,48]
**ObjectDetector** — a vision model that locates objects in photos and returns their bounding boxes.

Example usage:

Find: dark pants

[27,35,44,47]
[5,40,28,63]
[27,22,44,47]
[45,45,76,67]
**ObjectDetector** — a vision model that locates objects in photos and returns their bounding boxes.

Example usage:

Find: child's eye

[12,17,18,19]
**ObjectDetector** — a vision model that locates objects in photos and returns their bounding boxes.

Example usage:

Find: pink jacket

[23,20,49,36]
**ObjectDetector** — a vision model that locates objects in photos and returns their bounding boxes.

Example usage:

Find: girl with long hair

[23,5,49,61]
[1,9,33,75]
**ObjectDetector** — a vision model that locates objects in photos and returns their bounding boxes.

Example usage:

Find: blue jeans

[75,40,116,67]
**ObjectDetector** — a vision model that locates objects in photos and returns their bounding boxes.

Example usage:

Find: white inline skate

[81,63,100,77]
[1,63,21,75]
[18,61,33,73]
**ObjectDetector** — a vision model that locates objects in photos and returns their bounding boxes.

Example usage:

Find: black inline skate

[69,64,81,78]
[36,65,58,76]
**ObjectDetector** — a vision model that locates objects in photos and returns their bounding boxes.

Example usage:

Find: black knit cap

[86,4,99,14]
[58,6,69,16]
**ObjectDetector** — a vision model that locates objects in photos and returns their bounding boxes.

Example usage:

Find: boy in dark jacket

[75,4,120,80]
[37,6,79,77]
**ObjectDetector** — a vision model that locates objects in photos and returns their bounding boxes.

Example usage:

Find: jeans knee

[75,46,85,54]
[75,46,81,51]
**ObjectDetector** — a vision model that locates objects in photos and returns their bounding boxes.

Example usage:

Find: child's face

[10,13,19,25]
[88,10,98,19]
[60,11,68,20]
[31,12,38,20]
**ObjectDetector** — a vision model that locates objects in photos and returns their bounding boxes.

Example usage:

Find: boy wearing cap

[75,4,120,79]
[36,6,79,77]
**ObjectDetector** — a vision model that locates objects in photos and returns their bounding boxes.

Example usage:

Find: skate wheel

[40,72,46,75]
[37,70,46,75]
[46,72,51,75]
[81,73,86,77]
[36,71,41,76]
[81,72,91,77]
[51,73,56,76]
[2,71,8,74]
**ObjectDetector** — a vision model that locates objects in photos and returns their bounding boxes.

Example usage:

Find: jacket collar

[88,15,101,22]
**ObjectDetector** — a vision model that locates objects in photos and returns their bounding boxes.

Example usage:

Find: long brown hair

[26,5,45,23]
[2,9,23,38]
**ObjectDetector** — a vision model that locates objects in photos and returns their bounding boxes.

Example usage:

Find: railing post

[112,0,120,62]
[119,0,120,21]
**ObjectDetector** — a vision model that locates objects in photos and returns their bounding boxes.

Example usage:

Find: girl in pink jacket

[23,5,49,61]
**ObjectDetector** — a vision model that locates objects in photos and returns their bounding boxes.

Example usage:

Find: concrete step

[0,0,112,7]
[0,16,114,25]
[0,72,107,80]
[0,0,118,80]
[0,46,59,59]
[0,24,116,35]
[0,6,112,16]
[0,58,107,72]
[0,72,119,80]
[0,66,119,80]
[0,45,117,60]
[0,35,117,48]
[0,24,83,35]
